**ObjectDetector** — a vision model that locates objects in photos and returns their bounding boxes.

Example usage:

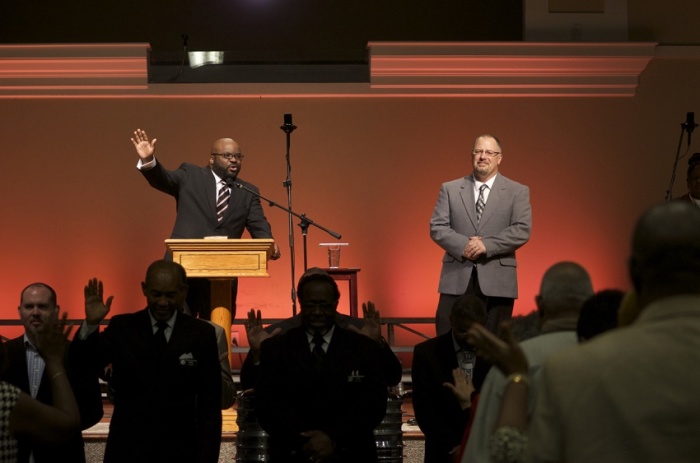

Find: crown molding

[0,41,692,98]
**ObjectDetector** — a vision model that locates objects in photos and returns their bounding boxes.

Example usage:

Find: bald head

[209,137,242,181]
[537,261,594,319]
[630,202,700,302]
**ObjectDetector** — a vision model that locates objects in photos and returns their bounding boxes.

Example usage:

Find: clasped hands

[463,236,486,261]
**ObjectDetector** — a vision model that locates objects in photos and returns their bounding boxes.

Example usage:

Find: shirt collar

[148,311,177,330]
[307,325,335,345]
[23,333,38,351]
[474,174,497,191]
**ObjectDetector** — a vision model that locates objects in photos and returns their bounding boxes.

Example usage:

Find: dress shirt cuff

[77,322,100,340]
[136,157,157,170]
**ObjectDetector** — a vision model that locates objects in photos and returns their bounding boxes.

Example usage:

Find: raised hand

[347,301,382,343]
[245,309,281,354]
[84,278,114,326]
[34,311,74,364]
[443,367,475,410]
[130,128,157,161]
[467,323,528,376]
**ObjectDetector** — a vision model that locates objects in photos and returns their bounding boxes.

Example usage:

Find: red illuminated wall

[2,14,700,355]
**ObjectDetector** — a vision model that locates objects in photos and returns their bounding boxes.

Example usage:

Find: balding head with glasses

[471,134,502,182]
[210,137,245,182]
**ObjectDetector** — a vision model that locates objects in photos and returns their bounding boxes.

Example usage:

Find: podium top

[165,239,274,278]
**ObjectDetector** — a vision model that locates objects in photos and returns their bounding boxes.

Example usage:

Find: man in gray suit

[430,134,532,335]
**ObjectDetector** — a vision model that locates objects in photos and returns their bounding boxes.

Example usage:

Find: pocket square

[179,352,197,367]
[347,370,365,383]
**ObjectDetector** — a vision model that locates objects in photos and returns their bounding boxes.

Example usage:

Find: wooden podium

[165,238,275,363]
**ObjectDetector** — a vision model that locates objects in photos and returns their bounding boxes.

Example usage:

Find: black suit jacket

[239,313,402,390]
[140,161,273,239]
[1,336,103,463]
[411,332,491,463]
[77,310,222,463]
[255,325,389,463]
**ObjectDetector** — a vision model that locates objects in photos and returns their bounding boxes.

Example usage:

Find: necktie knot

[312,333,325,351]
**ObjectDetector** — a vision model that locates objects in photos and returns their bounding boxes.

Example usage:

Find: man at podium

[130,128,281,320]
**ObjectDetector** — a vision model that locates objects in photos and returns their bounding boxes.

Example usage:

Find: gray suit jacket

[430,173,531,298]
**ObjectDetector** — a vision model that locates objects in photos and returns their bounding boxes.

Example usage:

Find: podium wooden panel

[165,238,275,278]
[165,238,274,365]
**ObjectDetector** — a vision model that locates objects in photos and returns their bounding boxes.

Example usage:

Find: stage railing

[1,316,435,354]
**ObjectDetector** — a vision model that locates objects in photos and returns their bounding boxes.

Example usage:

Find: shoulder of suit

[233,178,261,192]
[494,174,528,190]
[444,176,472,188]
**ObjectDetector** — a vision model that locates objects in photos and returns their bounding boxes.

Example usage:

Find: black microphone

[281,113,297,134]
[683,112,698,146]
[230,181,243,189]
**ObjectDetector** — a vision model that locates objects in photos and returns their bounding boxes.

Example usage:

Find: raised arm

[130,128,157,164]
[9,312,81,444]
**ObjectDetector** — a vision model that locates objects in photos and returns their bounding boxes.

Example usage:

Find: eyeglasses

[213,152,244,161]
[300,301,336,312]
[472,149,501,157]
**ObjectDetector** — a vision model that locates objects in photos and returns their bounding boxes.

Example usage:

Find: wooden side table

[320,268,361,317]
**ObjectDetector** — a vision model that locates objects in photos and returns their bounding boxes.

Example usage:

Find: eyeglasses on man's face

[213,152,244,161]
[472,149,501,158]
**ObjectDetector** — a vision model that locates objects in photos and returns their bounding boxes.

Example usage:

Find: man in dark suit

[674,152,700,206]
[1,282,103,463]
[254,271,389,462]
[77,260,222,463]
[411,294,491,463]
[431,134,532,335]
[130,128,280,319]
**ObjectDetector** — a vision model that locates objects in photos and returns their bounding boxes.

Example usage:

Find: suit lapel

[204,166,219,222]
[459,175,478,228]
[478,174,504,227]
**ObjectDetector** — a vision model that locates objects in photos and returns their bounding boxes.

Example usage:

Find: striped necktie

[216,180,230,222]
[476,184,488,222]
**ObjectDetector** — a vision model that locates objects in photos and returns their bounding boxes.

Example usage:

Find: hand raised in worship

[244,309,281,359]
[84,278,114,326]
[130,128,157,161]
[347,301,383,343]
[443,367,475,410]
[467,323,528,377]
[34,311,74,364]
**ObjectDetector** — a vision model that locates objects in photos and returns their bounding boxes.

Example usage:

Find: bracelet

[50,371,66,381]
[505,373,530,386]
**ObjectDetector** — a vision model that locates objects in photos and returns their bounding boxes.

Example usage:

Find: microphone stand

[665,115,697,202]
[234,191,342,318]
[280,116,298,315]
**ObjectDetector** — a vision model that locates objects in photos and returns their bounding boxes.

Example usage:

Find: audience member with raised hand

[467,323,530,463]
[76,261,222,463]
[0,311,80,461]
[461,261,593,463]
[2,282,103,463]
[240,272,402,390]
[412,294,490,463]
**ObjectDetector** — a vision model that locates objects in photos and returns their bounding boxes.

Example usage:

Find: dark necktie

[476,184,488,223]
[154,321,168,349]
[312,333,325,370]
[216,180,230,222]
